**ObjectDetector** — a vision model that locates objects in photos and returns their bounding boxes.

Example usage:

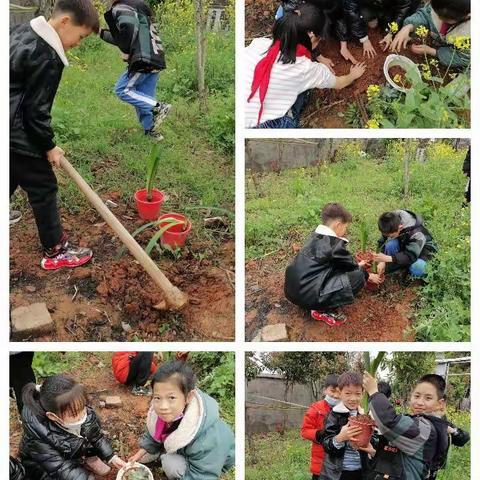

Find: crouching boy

[285,203,382,326]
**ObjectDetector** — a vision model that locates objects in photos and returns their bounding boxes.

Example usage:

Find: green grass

[246,140,470,341]
[246,412,470,480]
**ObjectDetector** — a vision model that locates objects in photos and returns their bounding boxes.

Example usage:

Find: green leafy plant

[146,145,162,201]
[359,221,369,252]
[123,466,151,480]
[362,352,386,412]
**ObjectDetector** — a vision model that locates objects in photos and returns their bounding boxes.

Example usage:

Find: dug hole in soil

[10,192,234,342]
[246,255,416,342]
[9,354,164,480]
[245,0,446,128]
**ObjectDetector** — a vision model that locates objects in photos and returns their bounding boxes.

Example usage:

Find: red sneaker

[41,238,93,271]
[311,310,347,326]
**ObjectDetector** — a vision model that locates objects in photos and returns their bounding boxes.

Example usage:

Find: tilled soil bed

[246,255,417,342]
[10,194,235,342]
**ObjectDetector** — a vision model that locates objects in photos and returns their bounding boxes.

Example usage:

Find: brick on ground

[252,323,288,342]
[105,396,123,408]
[11,303,54,339]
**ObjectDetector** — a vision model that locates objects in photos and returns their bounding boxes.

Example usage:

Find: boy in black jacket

[100,0,170,139]
[319,371,374,480]
[10,0,99,270]
[373,210,437,279]
[284,203,382,326]
[363,372,450,480]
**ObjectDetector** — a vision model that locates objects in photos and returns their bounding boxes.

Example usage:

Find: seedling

[359,221,368,252]
[123,466,151,480]
[362,351,386,412]
[146,144,162,202]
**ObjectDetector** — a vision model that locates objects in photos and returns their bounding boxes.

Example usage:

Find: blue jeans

[384,239,427,277]
[275,5,284,19]
[256,90,312,129]
[114,70,160,131]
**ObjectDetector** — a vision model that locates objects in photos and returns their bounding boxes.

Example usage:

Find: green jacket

[140,389,235,480]
[404,4,470,69]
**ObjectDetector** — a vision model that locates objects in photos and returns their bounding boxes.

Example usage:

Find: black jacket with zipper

[285,230,365,310]
[101,0,166,72]
[10,21,65,158]
[318,403,374,480]
[19,406,114,480]
[343,0,420,41]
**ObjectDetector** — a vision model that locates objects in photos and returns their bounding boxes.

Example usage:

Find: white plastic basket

[116,462,154,480]
[383,54,421,93]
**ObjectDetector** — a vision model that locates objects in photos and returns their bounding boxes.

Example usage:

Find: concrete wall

[246,374,318,434]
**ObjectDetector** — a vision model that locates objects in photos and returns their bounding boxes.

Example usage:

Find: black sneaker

[145,128,164,141]
[152,102,172,128]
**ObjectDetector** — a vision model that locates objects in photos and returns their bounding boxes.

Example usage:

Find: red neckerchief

[439,22,450,35]
[248,40,312,126]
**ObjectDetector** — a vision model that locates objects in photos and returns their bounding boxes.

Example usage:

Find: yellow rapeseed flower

[452,36,471,51]
[366,84,381,100]
[393,73,402,83]
[388,22,399,34]
[365,119,380,129]
[415,25,429,39]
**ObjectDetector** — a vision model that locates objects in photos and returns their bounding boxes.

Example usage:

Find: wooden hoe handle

[60,157,188,310]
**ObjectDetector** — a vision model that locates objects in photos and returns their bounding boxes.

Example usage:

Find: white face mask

[57,411,88,436]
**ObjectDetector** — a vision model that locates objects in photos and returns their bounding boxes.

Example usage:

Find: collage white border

[2,0,479,478]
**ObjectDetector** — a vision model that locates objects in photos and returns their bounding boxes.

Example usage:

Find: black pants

[348,269,368,297]
[340,470,363,480]
[10,150,62,249]
[360,1,420,27]
[312,475,319,480]
[10,352,36,413]
[126,352,154,387]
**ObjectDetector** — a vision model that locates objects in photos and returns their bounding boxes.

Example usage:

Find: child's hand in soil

[363,39,377,58]
[358,260,368,267]
[336,424,363,443]
[47,146,65,168]
[317,55,335,73]
[340,41,358,64]
[368,273,383,285]
[379,33,393,51]
[373,253,392,263]
[350,62,366,80]
[363,372,379,396]
[411,44,436,57]
[128,448,147,464]
[110,455,128,470]
[390,25,413,51]
[376,262,386,276]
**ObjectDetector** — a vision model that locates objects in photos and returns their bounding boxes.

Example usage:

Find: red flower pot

[134,188,164,221]
[158,213,191,250]
[348,415,376,448]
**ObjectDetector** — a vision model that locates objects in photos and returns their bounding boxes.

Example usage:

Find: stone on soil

[252,323,288,342]
[105,396,122,408]
[11,303,54,339]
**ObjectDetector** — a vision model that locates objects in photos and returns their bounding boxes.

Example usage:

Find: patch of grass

[246,140,470,340]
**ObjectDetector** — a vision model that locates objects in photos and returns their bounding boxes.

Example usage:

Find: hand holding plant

[362,372,378,396]
[368,273,383,285]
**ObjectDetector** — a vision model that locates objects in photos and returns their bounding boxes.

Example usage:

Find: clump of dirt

[389,65,412,89]
[246,256,417,342]
[10,195,234,342]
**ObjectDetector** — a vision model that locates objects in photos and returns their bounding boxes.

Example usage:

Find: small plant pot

[348,415,376,448]
[134,188,165,221]
[384,54,421,93]
[158,212,192,250]
[116,463,153,480]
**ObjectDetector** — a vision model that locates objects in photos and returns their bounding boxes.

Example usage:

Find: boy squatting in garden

[390,0,471,69]
[362,372,457,480]
[128,360,235,480]
[17,374,127,479]
[10,0,99,270]
[284,203,382,327]
[301,374,341,480]
[318,372,375,480]
[373,210,437,280]
[100,0,171,140]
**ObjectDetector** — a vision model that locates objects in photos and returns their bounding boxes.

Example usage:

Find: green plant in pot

[122,466,151,480]
[356,221,373,266]
[134,145,165,221]
[348,352,386,448]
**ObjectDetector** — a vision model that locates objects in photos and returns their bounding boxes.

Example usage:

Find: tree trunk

[194,0,208,113]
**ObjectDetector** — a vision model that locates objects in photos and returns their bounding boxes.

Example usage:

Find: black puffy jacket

[10,456,25,480]
[343,0,420,41]
[10,19,66,158]
[19,406,114,480]
[284,229,365,310]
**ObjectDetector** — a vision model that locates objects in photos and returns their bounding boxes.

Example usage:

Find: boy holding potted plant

[363,372,451,480]
[373,210,437,279]
[284,202,382,327]
[319,372,375,480]
[301,374,341,480]
[10,0,99,270]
